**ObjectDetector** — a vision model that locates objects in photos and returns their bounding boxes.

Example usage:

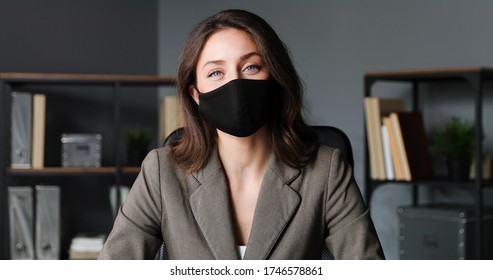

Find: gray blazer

[98,145,384,260]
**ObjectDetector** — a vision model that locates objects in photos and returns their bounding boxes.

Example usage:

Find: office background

[2,0,493,259]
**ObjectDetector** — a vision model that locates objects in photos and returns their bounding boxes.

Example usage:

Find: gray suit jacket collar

[189,149,302,260]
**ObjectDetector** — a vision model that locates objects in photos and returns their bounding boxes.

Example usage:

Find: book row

[364,97,434,181]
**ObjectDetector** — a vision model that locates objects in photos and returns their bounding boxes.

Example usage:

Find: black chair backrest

[163,127,184,146]
[164,126,353,167]
[311,125,354,167]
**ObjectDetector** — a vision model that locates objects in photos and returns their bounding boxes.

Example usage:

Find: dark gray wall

[0,0,160,147]
[0,0,158,259]
[158,0,493,259]
[0,0,157,74]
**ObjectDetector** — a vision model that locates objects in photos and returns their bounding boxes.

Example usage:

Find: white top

[237,246,247,259]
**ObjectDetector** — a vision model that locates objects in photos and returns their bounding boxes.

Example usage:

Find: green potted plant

[431,116,475,181]
[126,128,151,166]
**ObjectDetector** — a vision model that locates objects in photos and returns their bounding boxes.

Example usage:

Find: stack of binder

[8,185,60,259]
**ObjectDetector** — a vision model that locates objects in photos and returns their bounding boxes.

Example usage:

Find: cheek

[196,79,224,94]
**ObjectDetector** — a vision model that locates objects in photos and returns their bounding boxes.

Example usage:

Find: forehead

[197,28,259,63]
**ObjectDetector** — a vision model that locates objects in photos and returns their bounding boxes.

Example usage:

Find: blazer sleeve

[324,149,385,260]
[98,149,163,259]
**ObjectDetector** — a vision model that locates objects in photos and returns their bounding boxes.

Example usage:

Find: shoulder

[296,145,344,186]
[303,145,354,189]
[310,145,346,170]
[140,146,183,176]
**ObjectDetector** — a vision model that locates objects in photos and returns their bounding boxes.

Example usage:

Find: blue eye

[208,71,222,78]
[244,65,260,72]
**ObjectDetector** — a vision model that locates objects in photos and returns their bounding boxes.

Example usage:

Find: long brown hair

[170,9,317,173]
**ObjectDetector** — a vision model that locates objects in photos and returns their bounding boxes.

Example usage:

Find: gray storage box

[61,134,102,167]
[398,204,493,260]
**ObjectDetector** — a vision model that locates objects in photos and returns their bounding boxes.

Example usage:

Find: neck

[217,125,271,181]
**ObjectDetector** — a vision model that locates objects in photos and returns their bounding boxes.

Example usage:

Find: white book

[70,234,105,252]
[381,123,395,180]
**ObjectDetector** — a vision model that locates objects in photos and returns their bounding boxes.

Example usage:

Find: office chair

[158,125,354,260]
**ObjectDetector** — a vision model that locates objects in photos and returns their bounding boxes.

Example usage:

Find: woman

[99,9,384,260]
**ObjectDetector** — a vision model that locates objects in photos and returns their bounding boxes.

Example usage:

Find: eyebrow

[201,51,262,70]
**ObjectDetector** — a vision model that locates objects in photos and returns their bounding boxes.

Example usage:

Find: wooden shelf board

[7,167,116,175]
[370,178,493,188]
[365,66,493,81]
[0,72,175,86]
[121,167,141,173]
[7,166,141,176]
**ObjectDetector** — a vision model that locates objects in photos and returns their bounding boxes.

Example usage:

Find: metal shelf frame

[363,67,493,259]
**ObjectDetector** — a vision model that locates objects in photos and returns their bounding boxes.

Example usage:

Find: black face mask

[197,79,277,137]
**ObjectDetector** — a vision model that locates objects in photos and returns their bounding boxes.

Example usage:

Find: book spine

[381,122,395,180]
[32,94,46,169]
[390,112,412,181]
[160,95,183,144]
[384,116,403,180]
[363,98,379,179]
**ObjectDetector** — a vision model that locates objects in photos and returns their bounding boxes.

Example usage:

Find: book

[383,116,404,180]
[8,186,35,259]
[159,95,184,145]
[364,97,405,180]
[35,185,60,259]
[68,233,106,260]
[389,112,434,181]
[469,154,492,180]
[10,92,32,168]
[381,122,395,180]
[32,94,46,169]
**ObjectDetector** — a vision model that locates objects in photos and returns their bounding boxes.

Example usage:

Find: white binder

[109,185,130,219]
[35,185,61,259]
[10,92,32,168]
[8,186,35,259]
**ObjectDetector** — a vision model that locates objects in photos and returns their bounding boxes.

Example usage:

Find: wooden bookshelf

[0,72,174,259]
[364,66,493,259]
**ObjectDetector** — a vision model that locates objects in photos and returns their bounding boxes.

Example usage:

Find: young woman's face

[191,28,269,100]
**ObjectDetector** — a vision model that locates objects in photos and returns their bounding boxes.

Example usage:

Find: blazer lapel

[189,150,239,260]
[243,154,302,260]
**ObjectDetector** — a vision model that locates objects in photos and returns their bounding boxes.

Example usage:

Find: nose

[228,70,240,81]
